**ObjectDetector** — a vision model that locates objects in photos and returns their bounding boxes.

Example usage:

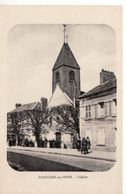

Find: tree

[49,105,80,137]
[7,112,23,146]
[7,109,50,147]
[24,109,50,147]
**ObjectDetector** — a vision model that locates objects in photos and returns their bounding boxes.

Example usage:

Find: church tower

[52,25,80,101]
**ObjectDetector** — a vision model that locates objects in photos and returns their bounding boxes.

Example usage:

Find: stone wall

[52,66,80,100]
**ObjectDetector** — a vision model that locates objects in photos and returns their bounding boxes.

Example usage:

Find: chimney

[100,69,116,84]
[40,97,48,111]
[15,103,22,109]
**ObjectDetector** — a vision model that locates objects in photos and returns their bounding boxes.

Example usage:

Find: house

[7,98,47,146]
[79,69,117,151]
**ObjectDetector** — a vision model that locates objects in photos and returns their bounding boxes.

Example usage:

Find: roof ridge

[22,101,37,106]
[79,79,116,99]
[100,80,109,85]
[32,101,39,110]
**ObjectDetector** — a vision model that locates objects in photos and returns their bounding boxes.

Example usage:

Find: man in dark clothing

[44,137,48,148]
[77,138,81,151]
[86,136,91,154]
[81,137,87,154]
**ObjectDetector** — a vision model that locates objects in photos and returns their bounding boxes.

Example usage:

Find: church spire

[52,25,80,100]
[63,24,68,44]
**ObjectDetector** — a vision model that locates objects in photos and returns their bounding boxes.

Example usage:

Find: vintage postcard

[0,5,122,194]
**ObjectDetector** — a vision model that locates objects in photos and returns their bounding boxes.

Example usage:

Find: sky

[6,24,116,111]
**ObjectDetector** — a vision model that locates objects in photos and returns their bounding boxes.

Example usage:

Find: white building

[79,69,117,150]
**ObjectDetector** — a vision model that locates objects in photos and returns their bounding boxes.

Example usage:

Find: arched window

[69,71,75,82]
[56,72,60,83]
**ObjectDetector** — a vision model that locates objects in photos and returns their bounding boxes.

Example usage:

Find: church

[47,26,81,148]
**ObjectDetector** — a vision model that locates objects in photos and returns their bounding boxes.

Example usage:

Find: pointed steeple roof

[53,43,80,71]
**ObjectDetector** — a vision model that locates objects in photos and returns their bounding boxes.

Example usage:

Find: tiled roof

[10,102,41,113]
[53,43,80,70]
[79,78,116,99]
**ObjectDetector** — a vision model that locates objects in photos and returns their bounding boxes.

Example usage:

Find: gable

[48,84,73,108]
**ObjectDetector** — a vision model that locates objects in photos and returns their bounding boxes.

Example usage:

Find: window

[99,101,104,108]
[56,72,60,83]
[98,102,105,117]
[113,99,117,106]
[95,104,97,118]
[104,102,108,116]
[86,105,91,118]
[112,99,117,116]
[69,71,75,82]
[109,101,112,116]
[86,106,88,118]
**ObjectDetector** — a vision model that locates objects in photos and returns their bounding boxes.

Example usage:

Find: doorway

[55,132,61,148]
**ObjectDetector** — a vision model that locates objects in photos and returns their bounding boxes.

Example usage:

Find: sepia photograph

[6,24,117,171]
[0,5,122,194]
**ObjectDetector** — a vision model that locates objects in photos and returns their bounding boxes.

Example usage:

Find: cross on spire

[63,24,68,44]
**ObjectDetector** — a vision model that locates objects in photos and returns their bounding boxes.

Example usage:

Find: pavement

[7,146,116,162]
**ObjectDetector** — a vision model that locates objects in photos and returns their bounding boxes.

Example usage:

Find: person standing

[77,138,81,151]
[86,136,91,154]
[44,137,48,148]
[81,137,87,154]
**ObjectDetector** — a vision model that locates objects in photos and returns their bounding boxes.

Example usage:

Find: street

[7,148,115,171]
